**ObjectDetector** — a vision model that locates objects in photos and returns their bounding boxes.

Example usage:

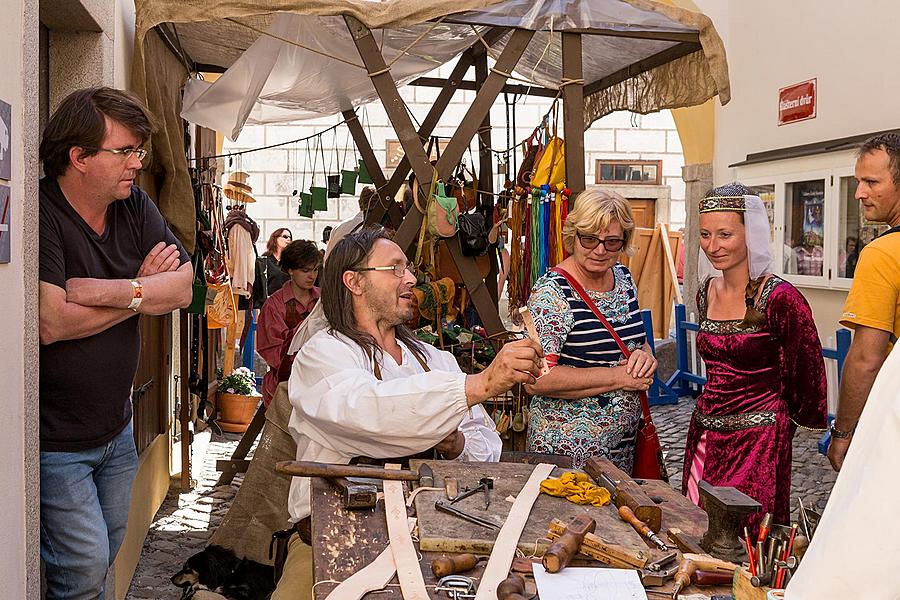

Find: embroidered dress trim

[699,276,783,335]
[694,410,777,431]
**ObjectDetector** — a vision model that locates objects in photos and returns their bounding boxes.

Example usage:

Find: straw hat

[223,171,256,204]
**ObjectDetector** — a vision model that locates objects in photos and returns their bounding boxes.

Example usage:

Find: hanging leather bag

[551,266,668,481]
[458,210,490,257]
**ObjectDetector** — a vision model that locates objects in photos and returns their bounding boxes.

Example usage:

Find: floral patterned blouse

[525,264,646,471]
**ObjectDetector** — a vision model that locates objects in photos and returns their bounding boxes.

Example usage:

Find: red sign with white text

[778,79,817,126]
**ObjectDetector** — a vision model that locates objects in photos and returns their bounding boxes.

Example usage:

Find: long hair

[264,228,291,256]
[703,182,767,330]
[321,227,428,366]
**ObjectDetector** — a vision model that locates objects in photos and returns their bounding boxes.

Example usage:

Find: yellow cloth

[840,233,900,345]
[540,472,611,507]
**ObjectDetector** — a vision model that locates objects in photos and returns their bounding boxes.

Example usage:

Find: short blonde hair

[562,188,636,256]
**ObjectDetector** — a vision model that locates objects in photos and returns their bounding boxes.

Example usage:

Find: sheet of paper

[533,564,648,600]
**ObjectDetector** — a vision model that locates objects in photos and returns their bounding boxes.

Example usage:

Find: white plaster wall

[114,0,135,89]
[0,0,39,596]
[222,62,687,250]
[694,0,900,183]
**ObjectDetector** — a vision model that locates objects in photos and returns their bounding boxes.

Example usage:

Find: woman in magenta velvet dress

[683,183,827,530]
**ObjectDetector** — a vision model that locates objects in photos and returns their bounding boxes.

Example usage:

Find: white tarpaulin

[180,0,725,140]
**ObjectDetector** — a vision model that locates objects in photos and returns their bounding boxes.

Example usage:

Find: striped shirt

[528,264,645,369]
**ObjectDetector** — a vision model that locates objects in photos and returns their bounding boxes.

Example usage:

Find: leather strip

[384,463,429,600]
[324,518,416,600]
[474,462,556,600]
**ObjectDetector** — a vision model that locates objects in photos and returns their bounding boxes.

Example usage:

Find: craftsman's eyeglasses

[86,146,149,161]
[353,261,415,278]
[577,232,625,252]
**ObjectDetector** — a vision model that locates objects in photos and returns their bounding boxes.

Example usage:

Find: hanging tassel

[507,193,525,318]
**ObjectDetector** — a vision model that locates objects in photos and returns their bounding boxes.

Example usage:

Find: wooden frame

[595,159,663,185]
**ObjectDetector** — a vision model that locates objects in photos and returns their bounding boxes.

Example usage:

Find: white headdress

[698,189,773,281]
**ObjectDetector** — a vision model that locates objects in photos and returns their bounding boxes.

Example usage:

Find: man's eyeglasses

[353,261,415,278]
[576,232,625,252]
[85,146,148,161]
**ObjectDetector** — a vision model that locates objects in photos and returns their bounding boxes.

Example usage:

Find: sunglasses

[576,232,625,252]
[280,233,292,240]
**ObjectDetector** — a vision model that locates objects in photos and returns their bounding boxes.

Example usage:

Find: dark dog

[171,545,275,600]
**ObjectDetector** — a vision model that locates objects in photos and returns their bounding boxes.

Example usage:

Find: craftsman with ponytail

[683,183,827,531]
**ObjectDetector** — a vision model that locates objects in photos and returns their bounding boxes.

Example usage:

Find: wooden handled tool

[619,505,668,550]
[542,514,596,573]
[496,573,526,600]
[671,554,737,599]
[547,519,650,569]
[275,460,419,481]
[584,456,662,533]
[518,307,550,376]
[692,569,735,586]
[667,527,705,555]
[431,554,483,578]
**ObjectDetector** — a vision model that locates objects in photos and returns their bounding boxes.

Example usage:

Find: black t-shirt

[39,178,189,452]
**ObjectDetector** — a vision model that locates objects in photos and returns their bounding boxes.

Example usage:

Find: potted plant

[216,367,261,433]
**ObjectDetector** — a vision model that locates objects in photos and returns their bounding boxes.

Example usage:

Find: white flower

[227,388,235,393]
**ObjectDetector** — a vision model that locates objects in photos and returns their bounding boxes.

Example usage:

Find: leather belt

[694,410,776,432]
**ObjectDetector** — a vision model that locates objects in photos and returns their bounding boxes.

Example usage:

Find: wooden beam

[395,28,534,335]
[583,41,701,97]
[562,32,585,197]
[395,27,536,251]
[438,19,700,44]
[475,51,499,307]
[408,77,559,99]
[345,16,436,208]
[341,109,404,227]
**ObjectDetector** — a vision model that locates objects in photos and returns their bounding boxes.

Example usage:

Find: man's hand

[625,348,657,379]
[465,339,543,406]
[827,436,852,471]
[433,430,465,459]
[137,242,182,277]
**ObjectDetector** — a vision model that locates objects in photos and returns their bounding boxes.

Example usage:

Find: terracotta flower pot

[217,392,260,433]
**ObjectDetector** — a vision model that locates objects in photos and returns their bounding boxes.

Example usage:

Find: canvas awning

[132,0,729,259]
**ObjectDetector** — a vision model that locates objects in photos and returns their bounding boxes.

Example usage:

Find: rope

[225,17,365,69]
[187,117,350,162]
[559,78,586,88]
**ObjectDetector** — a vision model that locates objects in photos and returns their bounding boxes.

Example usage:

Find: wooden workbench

[309,460,729,600]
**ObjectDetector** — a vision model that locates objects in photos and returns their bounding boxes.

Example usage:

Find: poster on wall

[0,185,10,264]
[0,99,10,180]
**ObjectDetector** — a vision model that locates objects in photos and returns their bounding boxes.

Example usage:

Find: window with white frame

[740,163,891,291]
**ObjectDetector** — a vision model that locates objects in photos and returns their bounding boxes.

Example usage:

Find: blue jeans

[41,421,138,600]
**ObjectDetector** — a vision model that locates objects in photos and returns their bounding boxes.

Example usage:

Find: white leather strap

[474,462,556,600]
[324,518,416,600]
[384,463,429,600]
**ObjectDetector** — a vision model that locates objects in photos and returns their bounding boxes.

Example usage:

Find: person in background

[685,183,826,531]
[259,228,293,297]
[524,188,657,472]
[256,240,321,408]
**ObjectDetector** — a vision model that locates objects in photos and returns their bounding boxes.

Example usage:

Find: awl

[619,505,669,550]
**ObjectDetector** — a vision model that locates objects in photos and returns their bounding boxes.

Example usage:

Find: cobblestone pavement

[127,398,838,597]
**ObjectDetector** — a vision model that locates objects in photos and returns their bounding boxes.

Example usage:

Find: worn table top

[310,461,728,600]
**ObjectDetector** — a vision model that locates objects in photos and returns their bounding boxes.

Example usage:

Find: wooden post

[561,32,585,198]
[347,17,534,335]
[475,51,499,307]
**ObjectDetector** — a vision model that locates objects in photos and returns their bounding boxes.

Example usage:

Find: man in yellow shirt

[829,133,900,471]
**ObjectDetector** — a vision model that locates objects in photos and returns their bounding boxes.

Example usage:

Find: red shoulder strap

[550,266,631,358]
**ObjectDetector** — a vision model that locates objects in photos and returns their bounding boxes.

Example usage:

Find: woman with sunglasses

[524,188,657,471]
[259,228,294,297]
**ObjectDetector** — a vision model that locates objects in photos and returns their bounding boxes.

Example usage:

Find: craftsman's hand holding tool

[464,338,544,404]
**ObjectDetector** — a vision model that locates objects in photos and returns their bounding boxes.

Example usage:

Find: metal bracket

[435,575,477,600]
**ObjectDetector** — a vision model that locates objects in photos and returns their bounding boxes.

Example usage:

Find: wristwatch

[829,420,852,439]
[128,279,144,311]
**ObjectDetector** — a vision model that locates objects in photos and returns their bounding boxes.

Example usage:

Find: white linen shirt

[286,328,501,521]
